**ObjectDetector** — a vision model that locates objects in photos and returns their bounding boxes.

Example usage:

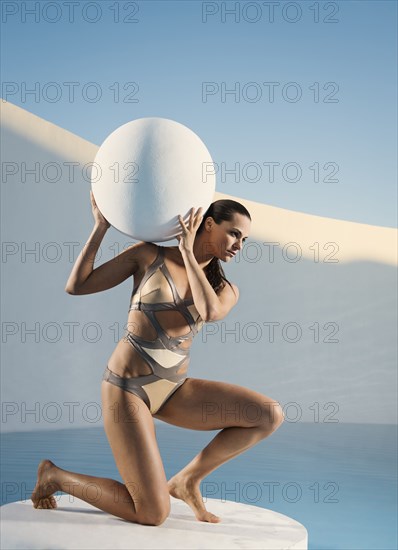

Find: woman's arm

[65,190,140,295]
[65,222,108,294]
[177,207,239,322]
[65,223,144,295]
[181,249,239,322]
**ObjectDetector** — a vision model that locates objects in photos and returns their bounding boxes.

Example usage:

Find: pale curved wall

[231,194,397,266]
[1,100,397,432]
[3,101,396,266]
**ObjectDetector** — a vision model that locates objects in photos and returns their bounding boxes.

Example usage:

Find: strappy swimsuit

[102,245,205,415]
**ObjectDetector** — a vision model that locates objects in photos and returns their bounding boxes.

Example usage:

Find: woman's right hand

[90,190,111,229]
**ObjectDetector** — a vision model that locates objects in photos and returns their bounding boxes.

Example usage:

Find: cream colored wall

[1,101,397,431]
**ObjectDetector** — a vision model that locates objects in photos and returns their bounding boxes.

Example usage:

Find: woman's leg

[153,377,284,522]
[31,381,170,526]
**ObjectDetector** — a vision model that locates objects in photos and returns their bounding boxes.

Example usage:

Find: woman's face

[206,213,251,261]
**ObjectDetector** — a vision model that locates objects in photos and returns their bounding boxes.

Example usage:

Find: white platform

[1,494,308,549]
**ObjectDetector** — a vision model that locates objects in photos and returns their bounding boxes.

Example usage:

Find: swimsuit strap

[129,245,199,337]
[130,245,165,298]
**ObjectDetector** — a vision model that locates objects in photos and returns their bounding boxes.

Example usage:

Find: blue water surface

[1,422,397,550]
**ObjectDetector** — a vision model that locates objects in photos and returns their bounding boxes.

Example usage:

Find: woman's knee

[137,494,171,526]
[257,399,284,432]
[271,400,285,429]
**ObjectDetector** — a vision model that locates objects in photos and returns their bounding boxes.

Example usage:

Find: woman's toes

[35,496,57,510]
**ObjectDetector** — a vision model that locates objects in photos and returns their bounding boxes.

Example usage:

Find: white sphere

[91,117,216,241]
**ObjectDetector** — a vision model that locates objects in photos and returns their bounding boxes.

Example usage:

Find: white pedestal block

[1,495,307,549]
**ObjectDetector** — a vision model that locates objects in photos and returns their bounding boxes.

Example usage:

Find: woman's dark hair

[196,199,251,296]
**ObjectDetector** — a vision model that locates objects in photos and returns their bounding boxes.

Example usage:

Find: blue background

[1,0,397,227]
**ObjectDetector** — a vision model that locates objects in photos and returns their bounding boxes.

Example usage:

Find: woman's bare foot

[31,459,59,509]
[167,473,221,523]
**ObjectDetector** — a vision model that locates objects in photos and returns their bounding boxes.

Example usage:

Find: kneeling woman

[31,193,284,525]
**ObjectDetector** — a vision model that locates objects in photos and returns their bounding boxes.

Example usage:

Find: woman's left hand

[176,207,204,253]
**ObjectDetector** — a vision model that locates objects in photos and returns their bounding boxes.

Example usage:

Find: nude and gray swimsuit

[102,245,204,414]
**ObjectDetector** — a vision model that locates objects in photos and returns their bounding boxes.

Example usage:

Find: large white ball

[91,117,216,241]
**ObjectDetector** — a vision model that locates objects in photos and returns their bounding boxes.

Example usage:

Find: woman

[31,191,284,525]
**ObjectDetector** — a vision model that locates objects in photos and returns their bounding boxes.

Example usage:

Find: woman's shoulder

[133,242,178,270]
[124,241,157,274]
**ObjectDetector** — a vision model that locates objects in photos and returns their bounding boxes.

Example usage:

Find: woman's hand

[90,190,111,229]
[176,207,204,253]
